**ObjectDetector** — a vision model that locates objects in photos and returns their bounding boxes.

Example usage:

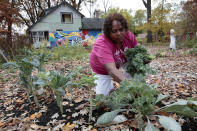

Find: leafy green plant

[125,45,155,76]
[73,66,97,122]
[2,50,50,108]
[184,36,197,48]
[39,71,73,114]
[3,56,41,107]
[95,75,197,131]
[33,52,51,72]
[189,48,197,56]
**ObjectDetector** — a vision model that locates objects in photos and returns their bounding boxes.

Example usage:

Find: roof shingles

[81,18,104,30]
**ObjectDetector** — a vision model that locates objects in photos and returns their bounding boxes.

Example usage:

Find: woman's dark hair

[103,13,128,39]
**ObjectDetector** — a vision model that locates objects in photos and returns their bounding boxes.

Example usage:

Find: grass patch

[50,45,89,61]
[32,45,89,62]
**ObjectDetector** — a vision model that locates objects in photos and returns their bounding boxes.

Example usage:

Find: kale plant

[39,71,73,114]
[2,50,50,108]
[72,66,97,122]
[95,75,197,131]
[125,45,155,76]
[3,56,41,107]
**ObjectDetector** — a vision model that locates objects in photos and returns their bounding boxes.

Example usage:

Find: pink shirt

[90,31,138,75]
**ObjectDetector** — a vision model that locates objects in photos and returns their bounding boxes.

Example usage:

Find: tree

[83,0,97,18]
[0,0,21,51]
[142,0,152,43]
[182,0,197,33]
[67,0,85,11]
[134,10,146,26]
[102,8,135,33]
[101,0,111,15]
[133,9,146,34]
[151,1,172,42]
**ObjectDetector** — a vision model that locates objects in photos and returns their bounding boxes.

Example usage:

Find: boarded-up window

[61,13,72,23]
[31,31,45,42]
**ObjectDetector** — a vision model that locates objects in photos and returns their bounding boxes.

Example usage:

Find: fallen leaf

[4,99,11,106]
[16,99,24,103]
[69,104,74,106]
[178,83,183,87]
[74,98,82,103]
[129,119,138,129]
[79,109,88,115]
[62,101,69,106]
[157,111,169,116]
[72,112,79,118]
[52,113,59,119]
[30,113,42,120]
[0,121,4,127]
[30,124,40,130]
[66,109,71,112]
[62,122,75,131]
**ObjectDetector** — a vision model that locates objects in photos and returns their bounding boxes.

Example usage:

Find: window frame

[60,12,73,24]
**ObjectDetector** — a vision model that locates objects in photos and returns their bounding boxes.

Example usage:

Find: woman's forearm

[104,63,126,83]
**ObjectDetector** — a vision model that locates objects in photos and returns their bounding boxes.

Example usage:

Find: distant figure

[196,31,197,40]
[170,29,176,50]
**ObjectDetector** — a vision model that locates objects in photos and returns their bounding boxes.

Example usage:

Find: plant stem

[58,92,63,114]
[31,84,40,108]
[26,88,31,102]
[89,89,93,122]
[137,113,144,131]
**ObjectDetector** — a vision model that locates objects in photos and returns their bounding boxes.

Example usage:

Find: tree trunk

[142,0,152,43]
[147,0,152,43]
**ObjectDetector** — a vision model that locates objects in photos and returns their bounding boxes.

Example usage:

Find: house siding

[30,5,82,32]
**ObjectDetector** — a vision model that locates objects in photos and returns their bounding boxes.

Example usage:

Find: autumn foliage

[182,0,197,33]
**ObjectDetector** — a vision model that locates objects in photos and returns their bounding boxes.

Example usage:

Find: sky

[113,0,146,11]
[81,0,147,17]
[80,0,185,18]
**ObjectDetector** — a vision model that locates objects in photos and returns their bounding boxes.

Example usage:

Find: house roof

[81,18,104,30]
[27,1,84,32]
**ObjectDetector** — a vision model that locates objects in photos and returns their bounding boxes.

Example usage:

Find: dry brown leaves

[0,46,196,130]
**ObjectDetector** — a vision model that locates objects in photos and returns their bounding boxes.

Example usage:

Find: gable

[27,2,84,32]
[42,5,82,23]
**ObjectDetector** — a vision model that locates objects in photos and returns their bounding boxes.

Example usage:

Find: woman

[90,13,138,96]
[170,29,176,50]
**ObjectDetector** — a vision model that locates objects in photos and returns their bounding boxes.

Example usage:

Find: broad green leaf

[57,88,65,96]
[33,79,46,86]
[155,94,169,104]
[2,62,19,69]
[145,118,159,131]
[96,109,126,125]
[158,116,181,131]
[156,100,197,117]
[30,59,40,67]
[37,87,44,95]
[38,71,51,80]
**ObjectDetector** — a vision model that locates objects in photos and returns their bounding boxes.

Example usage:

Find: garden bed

[0,46,197,130]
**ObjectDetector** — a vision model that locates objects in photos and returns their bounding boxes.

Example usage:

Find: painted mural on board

[49,30,102,47]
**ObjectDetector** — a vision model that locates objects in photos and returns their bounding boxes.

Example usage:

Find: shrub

[184,37,196,48]
[0,35,32,59]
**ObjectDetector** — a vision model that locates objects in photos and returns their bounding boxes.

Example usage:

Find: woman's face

[109,20,126,44]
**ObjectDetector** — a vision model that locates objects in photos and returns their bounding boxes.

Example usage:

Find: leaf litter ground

[0,46,197,131]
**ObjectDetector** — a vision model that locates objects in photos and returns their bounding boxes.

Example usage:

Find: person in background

[89,13,138,96]
[170,29,176,50]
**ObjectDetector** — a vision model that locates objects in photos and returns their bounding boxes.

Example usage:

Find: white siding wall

[30,5,82,32]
